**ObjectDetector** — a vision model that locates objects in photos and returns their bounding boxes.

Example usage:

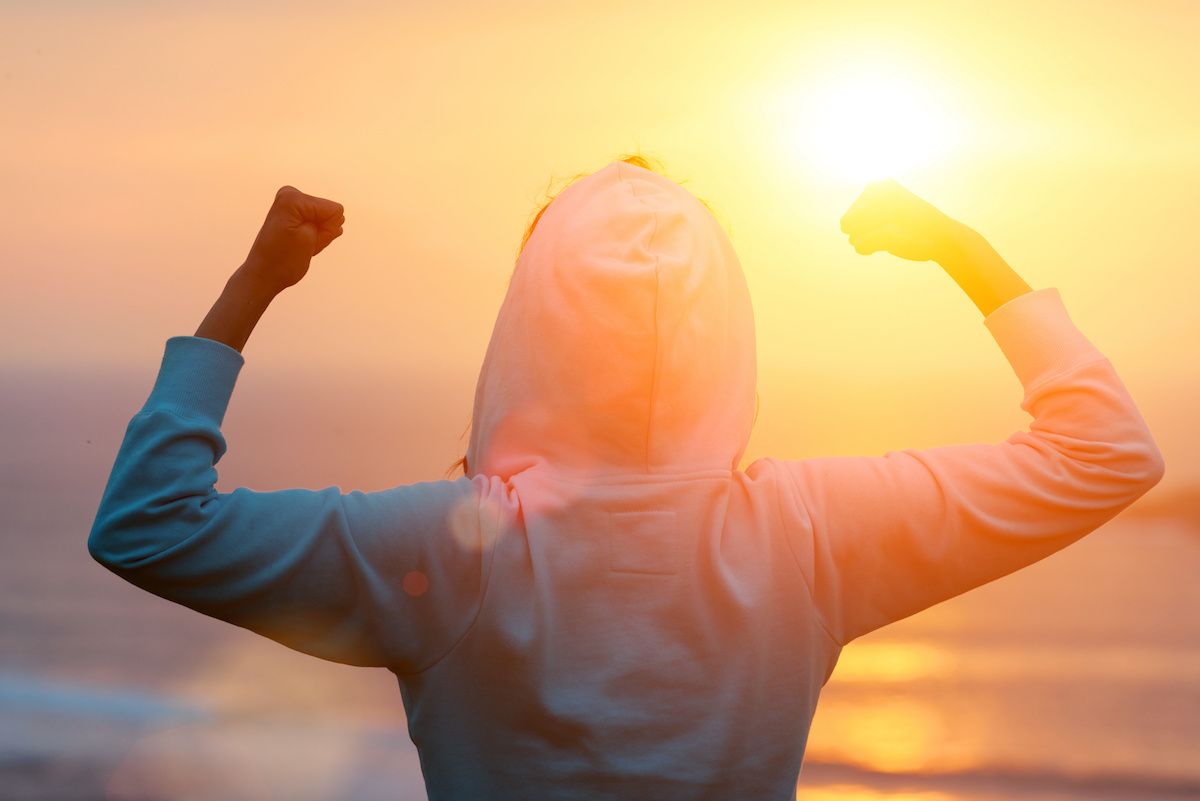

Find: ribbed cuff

[140,336,246,425]
[983,287,1105,389]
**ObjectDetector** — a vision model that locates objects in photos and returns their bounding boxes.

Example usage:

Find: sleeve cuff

[139,335,246,425]
[982,287,1105,388]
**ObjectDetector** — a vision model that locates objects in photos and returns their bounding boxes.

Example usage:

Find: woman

[89,155,1164,800]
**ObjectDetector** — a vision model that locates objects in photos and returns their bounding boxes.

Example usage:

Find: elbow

[87,518,126,570]
[88,497,211,572]
[1112,437,1166,498]
[88,522,163,573]
[1136,445,1167,492]
[1041,433,1166,506]
[87,510,157,572]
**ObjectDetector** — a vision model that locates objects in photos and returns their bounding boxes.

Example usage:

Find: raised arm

[88,186,501,671]
[767,180,1165,646]
[840,178,1031,317]
[195,185,344,352]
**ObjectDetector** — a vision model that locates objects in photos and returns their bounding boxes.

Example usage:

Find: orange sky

[3,0,1198,486]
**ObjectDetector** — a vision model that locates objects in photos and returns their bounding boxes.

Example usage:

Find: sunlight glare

[787,67,963,183]
[809,698,949,773]
[798,788,954,801]
[832,642,956,683]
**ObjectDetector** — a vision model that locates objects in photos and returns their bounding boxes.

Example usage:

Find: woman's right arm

[765,182,1165,646]
[840,178,1032,317]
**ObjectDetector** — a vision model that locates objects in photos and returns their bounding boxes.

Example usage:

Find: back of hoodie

[89,160,1164,801]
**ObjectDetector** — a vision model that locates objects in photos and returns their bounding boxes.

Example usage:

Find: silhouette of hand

[243,186,345,293]
[840,179,968,265]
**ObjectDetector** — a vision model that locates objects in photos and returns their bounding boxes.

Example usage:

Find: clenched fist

[243,186,345,294]
[840,179,973,266]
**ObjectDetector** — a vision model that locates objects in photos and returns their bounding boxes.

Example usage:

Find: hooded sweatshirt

[89,160,1165,800]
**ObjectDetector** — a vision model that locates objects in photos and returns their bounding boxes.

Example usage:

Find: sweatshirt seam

[646,248,661,472]
[396,483,503,677]
[332,495,398,668]
[619,161,663,473]
[137,403,220,428]
[980,285,1058,326]
[768,459,843,649]
[167,333,247,365]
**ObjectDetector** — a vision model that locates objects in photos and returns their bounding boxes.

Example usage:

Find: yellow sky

[3,0,1198,485]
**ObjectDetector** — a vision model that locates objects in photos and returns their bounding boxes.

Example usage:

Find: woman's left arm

[195,185,345,352]
[87,187,498,671]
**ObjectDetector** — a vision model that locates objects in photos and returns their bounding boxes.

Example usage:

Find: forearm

[938,225,1033,317]
[194,260,281,353]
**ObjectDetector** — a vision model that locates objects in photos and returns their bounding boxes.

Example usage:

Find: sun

[777,66,963,183]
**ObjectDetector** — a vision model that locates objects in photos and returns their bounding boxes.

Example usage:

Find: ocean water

[2,375,1198,800]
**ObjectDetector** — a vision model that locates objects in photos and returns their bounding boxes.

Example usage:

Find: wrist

[934,225,1032,317]
[194,264,277,354]
[935,222,991,274]
[229,260,284,305]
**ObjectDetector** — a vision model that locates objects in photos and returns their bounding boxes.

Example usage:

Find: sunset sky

[3,0,1198,488]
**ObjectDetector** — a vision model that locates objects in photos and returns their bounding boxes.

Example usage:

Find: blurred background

[2,1,1197,799]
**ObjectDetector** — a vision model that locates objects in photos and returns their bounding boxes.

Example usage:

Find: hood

[466,160,757,480]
